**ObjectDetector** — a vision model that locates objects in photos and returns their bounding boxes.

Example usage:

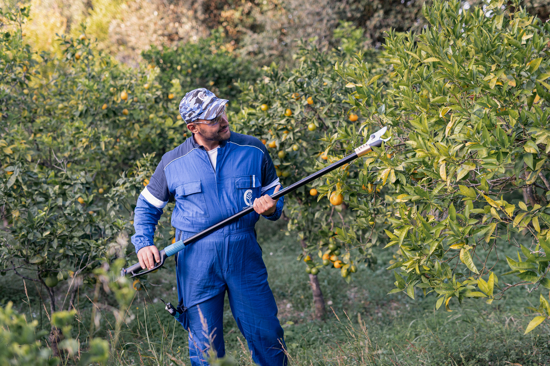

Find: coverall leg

[175,228,287,366]
[185,291,226,365]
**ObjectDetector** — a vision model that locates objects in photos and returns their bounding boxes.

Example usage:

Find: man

[131,88,287,365]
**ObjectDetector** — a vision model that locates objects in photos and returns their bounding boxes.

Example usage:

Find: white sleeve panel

[141,186,168,208]
[261,178,280,194]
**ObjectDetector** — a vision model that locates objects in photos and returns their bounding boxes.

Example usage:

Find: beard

[197,123,231,141]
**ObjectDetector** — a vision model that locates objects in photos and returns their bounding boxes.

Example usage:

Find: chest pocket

[235,175,261,211]
[175,181,209,218]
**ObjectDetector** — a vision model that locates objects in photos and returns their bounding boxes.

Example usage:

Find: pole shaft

[181,152,359,247]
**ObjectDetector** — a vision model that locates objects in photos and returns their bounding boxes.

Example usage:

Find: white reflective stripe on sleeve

[141,187,168,208]
[261,178,280,194]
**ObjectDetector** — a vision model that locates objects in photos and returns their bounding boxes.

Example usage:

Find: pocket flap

[235,176,256,189]
[176,181,202,196]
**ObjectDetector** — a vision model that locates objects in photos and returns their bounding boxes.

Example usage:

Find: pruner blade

[354,126,390,157]
[366,126,390,146]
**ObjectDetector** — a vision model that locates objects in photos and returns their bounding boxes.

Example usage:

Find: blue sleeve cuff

[131,236,154,254]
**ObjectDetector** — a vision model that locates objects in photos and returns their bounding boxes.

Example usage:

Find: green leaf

[464,291,487,298]
[529,57,543,73]
[533,216,540,232]
[484,223,497,243]
[540,278,550,290]
[524,316,546,334]
[513,212,528,227]
[460,249,479,274]
[524,154,534,170]
[517,271,539,283]
[449,203,456,221]
[478,277,489,295]
[406,283,415,299]
[423,57,440,63]
[456,164,475,181]
[519,201,528,211]
[367,74,382,86]
[436,296,445,310]
[524,140,540,154]
[540,294,550,314]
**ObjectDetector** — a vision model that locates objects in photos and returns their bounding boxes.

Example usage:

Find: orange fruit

[307,97,314,105]
[362,184,366,190]
[172,237,176,244]
[284,109,292,117]
[330,255,338,262]
[168,93,174,99]
[121,91,128,100]
[75,53,81,60]
[260,104,269,111]
[304,255,312,262]
[349,114,358,122]
[77,197,85,204]
[330,192,343,206]
[98,188,104,194]
[278,151,286,159]
[79,34,86,41]
[132,279,142,291]
[7,171,13,175]
[321,154,328,160]
[310,188,318,196]
[322,253,330,260]
[307,123,316,131]
[102,104,107,110]
[367,183,374,194]
[144,83,150,89]
[261,139,267,145]
[268,141,277,148]
[88,211,94,215]
[334,260,343,268]
[122,109,129,115]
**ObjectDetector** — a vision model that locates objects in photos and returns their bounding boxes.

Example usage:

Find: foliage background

[1,0,550,364]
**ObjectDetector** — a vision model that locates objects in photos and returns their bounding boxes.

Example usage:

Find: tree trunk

[308,274,326,320]
[45,283,63,358]
[300,240,326,319]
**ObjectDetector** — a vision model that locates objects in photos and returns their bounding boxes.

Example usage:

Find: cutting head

[366,126,390,147]
[354,126,390,157]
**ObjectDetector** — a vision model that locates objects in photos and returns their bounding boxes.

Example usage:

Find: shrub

[328,0,550,332]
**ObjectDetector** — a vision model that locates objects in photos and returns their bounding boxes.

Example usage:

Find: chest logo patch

[244,189,253,207]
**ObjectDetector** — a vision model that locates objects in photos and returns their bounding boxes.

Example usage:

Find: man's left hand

[253,185,281,216]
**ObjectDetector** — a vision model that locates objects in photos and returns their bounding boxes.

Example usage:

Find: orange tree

[0,6,194,354]
[141,28,259,107]
[234,29,386,318]
[324,0,550,333]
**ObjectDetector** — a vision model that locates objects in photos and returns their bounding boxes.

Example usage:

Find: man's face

[188,112,231,141]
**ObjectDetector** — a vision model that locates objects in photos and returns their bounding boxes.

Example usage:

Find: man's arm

[131,159,170,269]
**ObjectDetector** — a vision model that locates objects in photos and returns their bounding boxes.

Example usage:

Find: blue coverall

[131,132,287,365]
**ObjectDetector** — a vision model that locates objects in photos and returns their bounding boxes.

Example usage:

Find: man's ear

[187,123,198,133]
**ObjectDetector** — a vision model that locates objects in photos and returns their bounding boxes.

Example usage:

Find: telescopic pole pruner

[121,126,390,278]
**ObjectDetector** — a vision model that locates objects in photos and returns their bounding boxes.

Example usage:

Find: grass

[2,217,550,365]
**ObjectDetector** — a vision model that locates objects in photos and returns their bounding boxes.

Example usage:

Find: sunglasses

[192,110,226,126]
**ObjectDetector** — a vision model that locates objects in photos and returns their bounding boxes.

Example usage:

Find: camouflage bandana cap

[178,88,228,124]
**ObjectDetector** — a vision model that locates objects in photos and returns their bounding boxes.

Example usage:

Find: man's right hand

[137,245,160,270]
